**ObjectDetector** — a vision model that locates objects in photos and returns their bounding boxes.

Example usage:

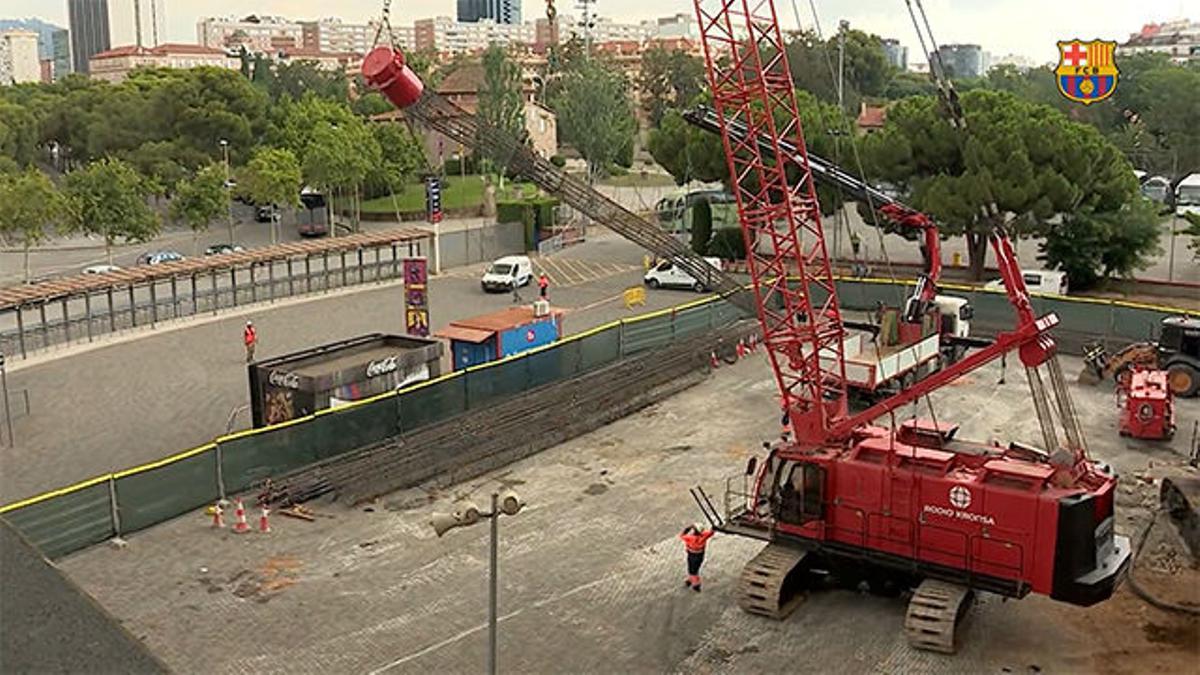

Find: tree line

[640,31,1200,288]
[0,59,428,278]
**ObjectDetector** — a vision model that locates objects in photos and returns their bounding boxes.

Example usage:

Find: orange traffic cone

[232,498,251,534]
[259,506,271,534]
[710,351,720,369]
[211,501,224,529]
[736,339,747,358]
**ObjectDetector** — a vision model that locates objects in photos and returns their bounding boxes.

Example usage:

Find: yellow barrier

[623,286,647,309]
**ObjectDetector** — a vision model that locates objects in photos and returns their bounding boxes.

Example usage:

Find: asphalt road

[0,233,700,503]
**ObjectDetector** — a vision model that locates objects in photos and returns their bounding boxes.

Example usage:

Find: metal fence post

[215,442,226,500]
[288,258,295,296]
[149,282,158,327]
[107,289,115,333]
[230,268,238,307]
[268,261,276,302]
[170,276,179,318]
[190,275,198,316]
[84,293,93,342]
[358,248,365,284]
[107,475,123,542]
[249,264,257,304]
[61,298,71,343]
[127,286,136,327]
[617,319,626,358]
[211,269,219,315]
[15,307,26,359]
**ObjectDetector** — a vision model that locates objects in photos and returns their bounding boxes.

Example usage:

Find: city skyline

[0,0,1192,64]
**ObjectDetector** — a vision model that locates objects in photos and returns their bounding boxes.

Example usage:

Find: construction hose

[1126,508,1200,616]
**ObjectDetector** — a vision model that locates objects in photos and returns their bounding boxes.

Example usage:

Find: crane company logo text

[923,504,996,526]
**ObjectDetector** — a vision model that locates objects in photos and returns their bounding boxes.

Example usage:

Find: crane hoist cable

[791,0,906,309]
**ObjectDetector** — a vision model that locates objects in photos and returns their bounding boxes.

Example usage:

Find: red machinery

[686,0,1129,654]
[361,0,1128,653]
[1117,369,1175,440]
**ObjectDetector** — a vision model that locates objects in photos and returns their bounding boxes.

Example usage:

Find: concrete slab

[59,354,1200,674]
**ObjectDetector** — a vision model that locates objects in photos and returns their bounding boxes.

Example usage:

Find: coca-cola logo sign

[268,370,300,390]
[366,355,400,378]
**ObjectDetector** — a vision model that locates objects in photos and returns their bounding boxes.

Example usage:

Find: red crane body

[691,0,1127,611]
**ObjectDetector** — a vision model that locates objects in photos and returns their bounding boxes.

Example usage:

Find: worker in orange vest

[680,524,715,592]
[243,320,257,363]
[537,272,549,299]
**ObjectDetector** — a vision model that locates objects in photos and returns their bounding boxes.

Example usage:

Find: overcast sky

[2,0,1191,63]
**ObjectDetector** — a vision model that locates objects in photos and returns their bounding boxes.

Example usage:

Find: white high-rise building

[0,30,41,85]
[1123,18,1199,63]
[299,18,385,55]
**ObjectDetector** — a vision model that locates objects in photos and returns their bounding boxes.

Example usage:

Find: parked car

[204,243,245,256]
[481,255,533,292]
[82,264,122,275]
[984,269,1069,296]
[1176,173,1200,217]
[136,250,185,266]
[1140,175,1171,203]
[644,256,722,292]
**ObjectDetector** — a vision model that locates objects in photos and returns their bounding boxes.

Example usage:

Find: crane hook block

[362,46,425,109]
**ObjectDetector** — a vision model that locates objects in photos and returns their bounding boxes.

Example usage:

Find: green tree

[0,169,67,281]
[638,47,706,127]
[0,101,39,168]
[477,45,526,185]
[265,59,350,103]
[64,158,160,263]
[1181,212,1200,261]
[691,199,713,254]
[301,120,381,233]
[366,121,427,212]
[239,147,302,244]
[170,163,231,252]
[1039,198,1162,289]
[864,90,1150,283]
[551,60,638,182]
[785,29,894,111]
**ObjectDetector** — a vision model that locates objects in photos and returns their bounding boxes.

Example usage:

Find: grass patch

[355,175,536,214]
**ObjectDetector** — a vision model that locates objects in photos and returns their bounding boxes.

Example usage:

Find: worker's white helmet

[246,320,253,326]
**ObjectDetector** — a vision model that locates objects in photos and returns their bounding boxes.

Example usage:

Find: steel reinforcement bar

[262,320,759,506]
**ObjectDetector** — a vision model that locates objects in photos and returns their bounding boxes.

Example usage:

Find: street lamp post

[220,139,234,246]
[430,490,525,675]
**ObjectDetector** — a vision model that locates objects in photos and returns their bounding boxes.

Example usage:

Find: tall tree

[301,120,381,233]
[638,47,706,127]
[477,45,527,186]
[170,164,231,252]
[863,90,1153,285]
[1039,197,1162,289]
[785,29,894,111]
[0,169,66,281]
[551,60,637,182]
[239,147,302,244]
[64,158,160,263]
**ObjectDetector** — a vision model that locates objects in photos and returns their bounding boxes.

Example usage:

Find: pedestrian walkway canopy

[0,229,431,312]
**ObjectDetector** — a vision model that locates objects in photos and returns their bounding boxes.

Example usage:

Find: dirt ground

[60,354,1199,674]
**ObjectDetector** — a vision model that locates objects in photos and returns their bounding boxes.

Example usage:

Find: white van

[984,269,1069,296]
[644,256,722,292]
[1176,173,1200,217]
[480,255,533,292]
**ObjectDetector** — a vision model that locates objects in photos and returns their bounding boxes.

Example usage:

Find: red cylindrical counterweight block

[361,46,425,109]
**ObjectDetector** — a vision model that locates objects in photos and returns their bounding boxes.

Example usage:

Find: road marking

[368,576,612,674]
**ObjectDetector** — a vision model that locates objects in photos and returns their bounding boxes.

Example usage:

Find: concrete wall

[435,221,525,270]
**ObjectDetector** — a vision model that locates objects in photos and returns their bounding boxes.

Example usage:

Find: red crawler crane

[689,0,1129,653]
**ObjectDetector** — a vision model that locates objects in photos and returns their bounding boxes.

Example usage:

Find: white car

[481,255,533,292]
[644,256,722,292]
[82,264,122,275]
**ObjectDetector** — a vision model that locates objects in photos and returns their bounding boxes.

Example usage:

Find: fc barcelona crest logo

[1055,39,1119,105]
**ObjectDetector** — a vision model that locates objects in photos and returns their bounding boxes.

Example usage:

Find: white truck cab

[984,269,1069,296]
[644,256,722,292]
[481,255,533,292]
[932,295,972,338]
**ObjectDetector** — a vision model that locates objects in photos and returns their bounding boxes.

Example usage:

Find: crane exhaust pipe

[362,46,425,109]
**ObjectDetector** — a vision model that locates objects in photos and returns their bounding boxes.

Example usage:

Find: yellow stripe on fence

[114,443,216,479]
[0,473,115,514]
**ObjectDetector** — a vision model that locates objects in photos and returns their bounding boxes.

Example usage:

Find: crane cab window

[777,462,825,526]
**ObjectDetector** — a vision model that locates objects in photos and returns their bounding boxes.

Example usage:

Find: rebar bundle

[263,322,758,507]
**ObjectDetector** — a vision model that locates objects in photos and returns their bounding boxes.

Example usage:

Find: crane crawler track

[903,579,974,654]
[736,543,811,619]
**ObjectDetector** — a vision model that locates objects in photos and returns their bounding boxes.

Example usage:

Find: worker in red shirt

[680,524,715,592]
[243,320,257,363]
[537,272,549,299]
